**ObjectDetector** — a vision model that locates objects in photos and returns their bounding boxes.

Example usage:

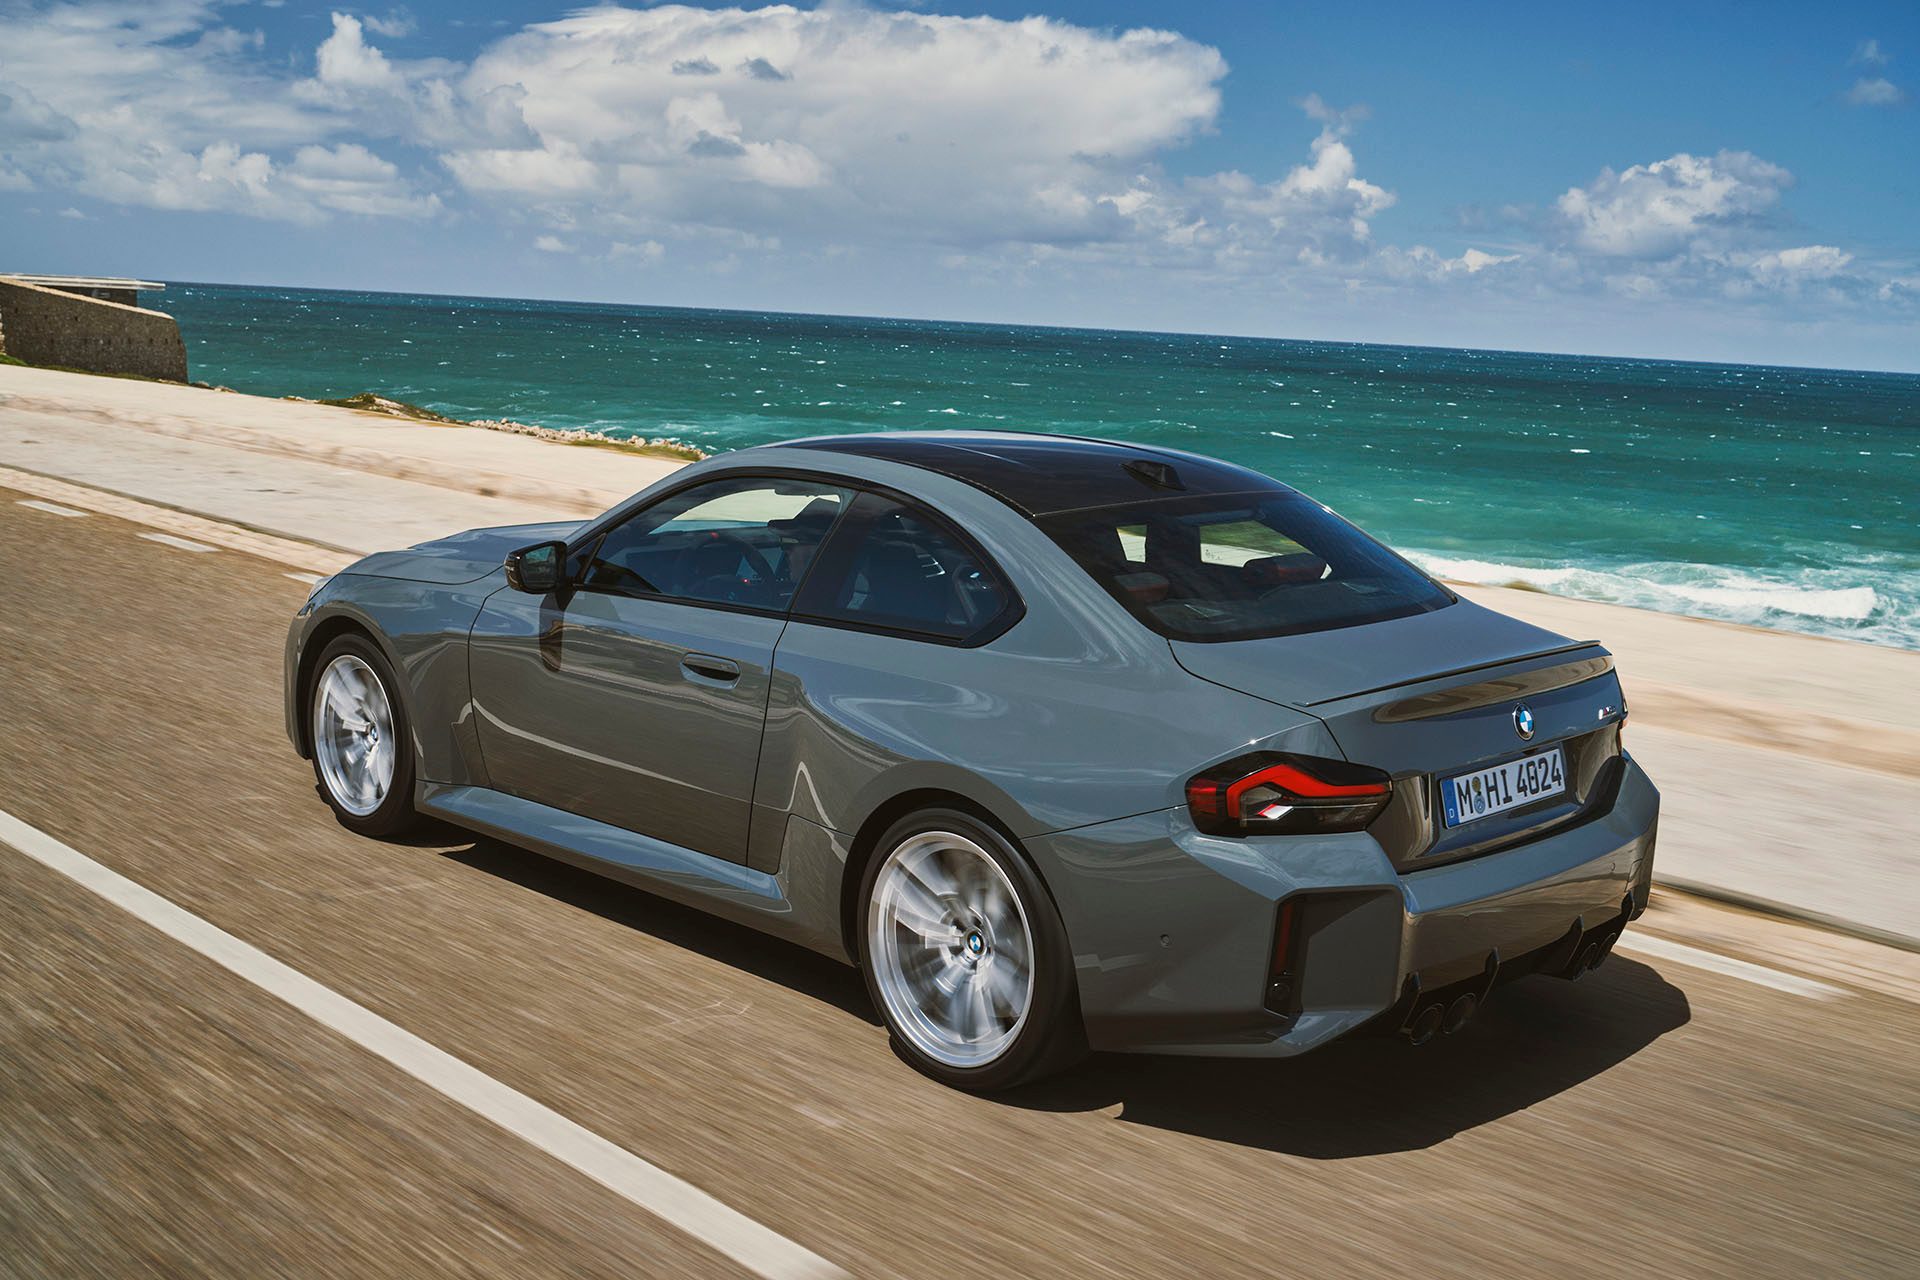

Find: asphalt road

[2,488,1916,1279]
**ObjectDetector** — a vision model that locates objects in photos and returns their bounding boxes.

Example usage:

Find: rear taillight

[1186,752,1393,836]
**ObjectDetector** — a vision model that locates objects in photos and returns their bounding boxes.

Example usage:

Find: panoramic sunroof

[783,433,1284,516]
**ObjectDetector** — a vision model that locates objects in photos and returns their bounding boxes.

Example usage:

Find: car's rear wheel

[860,809,1084,1090]
[309,634,419,837]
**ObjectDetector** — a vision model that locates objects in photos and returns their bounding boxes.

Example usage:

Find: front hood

[347,521,582,585]
[1170,597,1577,709]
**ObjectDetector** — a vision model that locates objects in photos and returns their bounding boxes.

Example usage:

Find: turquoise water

[165,282,1920,648]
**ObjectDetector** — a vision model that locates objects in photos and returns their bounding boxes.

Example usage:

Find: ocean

[164,281,1920,649]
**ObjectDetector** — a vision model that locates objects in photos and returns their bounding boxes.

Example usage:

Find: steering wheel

[684,531,782,603]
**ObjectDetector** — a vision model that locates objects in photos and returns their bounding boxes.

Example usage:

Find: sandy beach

[1,361,1914,943]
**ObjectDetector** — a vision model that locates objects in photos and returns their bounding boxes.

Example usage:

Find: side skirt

[417,783,852,962]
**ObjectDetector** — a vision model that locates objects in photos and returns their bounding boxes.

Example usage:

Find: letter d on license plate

[1441,748,1567,828]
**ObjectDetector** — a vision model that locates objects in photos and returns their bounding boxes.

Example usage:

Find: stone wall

[0,277,188,382]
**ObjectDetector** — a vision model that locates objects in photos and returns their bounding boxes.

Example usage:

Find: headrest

[770,497,843,534]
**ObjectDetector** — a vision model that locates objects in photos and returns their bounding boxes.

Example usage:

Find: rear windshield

[1038,491,1454,642]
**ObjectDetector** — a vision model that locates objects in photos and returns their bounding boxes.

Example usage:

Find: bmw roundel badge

[1513,703,1536,740]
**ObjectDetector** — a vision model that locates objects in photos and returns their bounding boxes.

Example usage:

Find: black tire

[306,633,421,838]
[858,808,1086,1091]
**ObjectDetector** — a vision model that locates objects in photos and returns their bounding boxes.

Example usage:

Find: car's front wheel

[860,810,1084,1090]
[308,634,419,838]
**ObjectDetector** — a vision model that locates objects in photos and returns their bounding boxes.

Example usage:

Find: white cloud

[1845,76,1906,106]
[361,9,416,40]
[1843,40,1905,106]
[1299,91,1369,136]
[1878,275,1920,302]
[1110,114,1397,267]
[442,141,598,195]
[1699,244,1874,303]
[292,11,468,143]
[308,14,408,95]
[1747,244,1853,282]
[283,142,440,218]
[610,239,666,263]
[0,81,79,143]
[533,234,572,253]
[90,138,254,211]
[1374,244,1520,281]
[65,132,434,225]
[1554,151,1792,259]
[0,4,438,222]
[444,4,1228,245]
[1457,247,1519,273]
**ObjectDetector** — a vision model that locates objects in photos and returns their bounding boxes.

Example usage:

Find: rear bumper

[1032,755,1659,1056]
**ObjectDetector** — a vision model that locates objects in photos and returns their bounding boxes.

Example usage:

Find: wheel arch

[293,612,409,756]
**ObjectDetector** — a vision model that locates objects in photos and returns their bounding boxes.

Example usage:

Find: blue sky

[2,1,1916,369]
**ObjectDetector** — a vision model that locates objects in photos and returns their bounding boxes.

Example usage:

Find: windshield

[1038,491,1454,642]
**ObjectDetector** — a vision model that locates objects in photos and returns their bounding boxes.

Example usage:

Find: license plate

[1440,749,1567,828]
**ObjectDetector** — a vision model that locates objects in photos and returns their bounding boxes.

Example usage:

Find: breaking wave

[1406,552,1915,646]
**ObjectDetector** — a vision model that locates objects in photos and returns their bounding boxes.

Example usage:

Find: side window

[582,476,851,611]
[794,492,1015,642]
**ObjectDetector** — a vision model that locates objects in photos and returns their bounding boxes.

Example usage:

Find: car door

[468,473,853,863]
[752,490,1023,851]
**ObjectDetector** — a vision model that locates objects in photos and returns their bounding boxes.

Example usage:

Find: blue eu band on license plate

[1440,748,1567,828]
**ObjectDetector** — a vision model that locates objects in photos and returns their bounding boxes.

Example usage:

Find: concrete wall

[0,277,188,382]
[49,285,142,307]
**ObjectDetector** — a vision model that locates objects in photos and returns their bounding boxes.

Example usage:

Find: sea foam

[1408,551,1903,640]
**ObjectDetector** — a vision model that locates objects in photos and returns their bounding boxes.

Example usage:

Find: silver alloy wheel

[313,654,397,818]
[868,830,1036,1069]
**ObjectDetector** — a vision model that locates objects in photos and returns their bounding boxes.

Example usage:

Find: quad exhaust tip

[1568,926,1623,979]
[1571,943,1600,978]
[1587,927,1621,971]
[1406,1003,1446,1046]
[1404,993,1479,1046]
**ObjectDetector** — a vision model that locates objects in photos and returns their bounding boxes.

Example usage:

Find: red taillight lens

[1186,752,1393,836]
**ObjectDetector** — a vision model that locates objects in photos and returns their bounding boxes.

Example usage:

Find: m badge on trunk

[1513,703,1536,740]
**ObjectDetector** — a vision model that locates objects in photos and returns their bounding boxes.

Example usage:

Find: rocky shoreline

[292,392,707,462]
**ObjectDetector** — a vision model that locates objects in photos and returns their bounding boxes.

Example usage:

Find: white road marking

[0,808,845,1280]
[16,498,87,517]
[285,571,327,585]
[1615,931,1847,1000]
[139,531,216,553]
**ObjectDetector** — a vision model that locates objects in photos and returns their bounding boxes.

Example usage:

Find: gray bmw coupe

[286,431,1658,1089]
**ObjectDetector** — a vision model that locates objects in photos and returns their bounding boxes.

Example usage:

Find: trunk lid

[1169,597,1576,712]
[1171,598,1629,867]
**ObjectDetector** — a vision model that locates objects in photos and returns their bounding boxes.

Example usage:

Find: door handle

[681,653,741,683]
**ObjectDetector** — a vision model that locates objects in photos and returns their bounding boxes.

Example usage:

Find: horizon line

[144,274,1920,381]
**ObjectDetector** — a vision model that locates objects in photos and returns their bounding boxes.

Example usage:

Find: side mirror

[504,540,567,594]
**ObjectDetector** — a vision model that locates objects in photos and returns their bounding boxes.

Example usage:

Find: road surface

[2,488,1915,1278]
